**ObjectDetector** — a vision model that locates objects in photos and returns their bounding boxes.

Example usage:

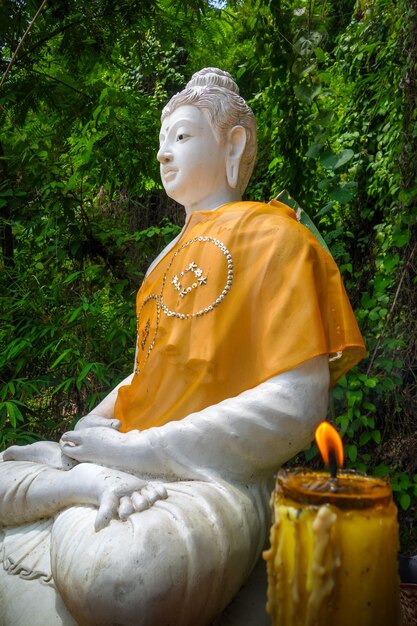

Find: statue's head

[158,68,257,209]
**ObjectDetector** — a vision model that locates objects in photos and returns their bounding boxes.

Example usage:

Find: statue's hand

[75,414,121,431]
[3,440,76,469]
[60,426,124,466]
[69,463,168,531]
[115,482,168,525]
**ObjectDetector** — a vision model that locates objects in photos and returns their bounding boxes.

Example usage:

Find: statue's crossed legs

[0,459,269,626]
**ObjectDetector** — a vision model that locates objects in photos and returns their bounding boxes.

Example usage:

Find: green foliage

[0,0,190,445]
[227,0,417,548]
[0,199,180,445]
[374,464,417,513]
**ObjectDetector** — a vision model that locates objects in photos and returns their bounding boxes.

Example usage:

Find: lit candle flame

[315,422,344,477]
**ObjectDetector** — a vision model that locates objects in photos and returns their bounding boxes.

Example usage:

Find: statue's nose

[157,145,173,164]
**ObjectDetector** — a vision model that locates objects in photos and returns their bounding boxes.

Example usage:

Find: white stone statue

[0,68,364,626]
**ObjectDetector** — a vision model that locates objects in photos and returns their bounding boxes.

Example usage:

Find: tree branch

[366,242,417,376]
[30,68,92,100]
[0,0,48,89]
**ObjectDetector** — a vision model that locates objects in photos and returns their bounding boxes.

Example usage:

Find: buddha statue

[0,67,365,626]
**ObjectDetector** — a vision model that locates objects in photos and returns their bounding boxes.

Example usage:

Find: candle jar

[264,468,401,626]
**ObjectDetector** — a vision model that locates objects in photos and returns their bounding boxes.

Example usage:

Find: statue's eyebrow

[159,118,196,144]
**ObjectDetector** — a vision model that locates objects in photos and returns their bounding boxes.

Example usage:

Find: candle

[263,423,401,626]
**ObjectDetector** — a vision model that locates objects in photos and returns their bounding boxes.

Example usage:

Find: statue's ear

[226,126,247,189]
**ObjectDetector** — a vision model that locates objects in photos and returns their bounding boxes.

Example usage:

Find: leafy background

[1,0,416,552]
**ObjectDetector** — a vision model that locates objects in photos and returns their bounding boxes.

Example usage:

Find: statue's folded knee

[50,486,260,626]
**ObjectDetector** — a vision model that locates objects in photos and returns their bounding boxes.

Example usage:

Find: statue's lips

[162,168,178,182]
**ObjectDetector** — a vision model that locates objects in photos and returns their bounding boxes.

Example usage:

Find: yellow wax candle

[263,468,401,626]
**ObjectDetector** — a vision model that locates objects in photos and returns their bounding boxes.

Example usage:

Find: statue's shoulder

[219,200,303,239]
[220,200,333,263]
[221,200,298,225]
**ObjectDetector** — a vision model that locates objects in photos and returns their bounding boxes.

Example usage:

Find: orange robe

[115,200,365,432]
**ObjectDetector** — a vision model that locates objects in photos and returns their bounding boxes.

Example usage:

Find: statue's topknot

[186,68,240,95]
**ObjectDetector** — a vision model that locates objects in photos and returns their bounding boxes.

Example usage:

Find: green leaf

[300,63,317,78]
[7,340,28,359]
[383,254,400,271]
[347,444,357,462]
[63,271,82,285]
[67,307,83,323]
[76,362,96,390]
[3,401,24,427]
[363,401,376,412]
[294,83,321,104]
[304,444,319,461]
[315,109,334,126]
[328,181,358,204]
[306,143,324,158]
[354,462,369,473]
[371,430,381,444]
[361,293,376,308]
[299,211,332,255]
[319,149,355,170]
[399,493,411,511]
[50,348,73,369]
[359,431,372,446]
[373,464,390,478]
[65,172,79,192]
[318,178,331,190]
[51,378,75,396]
[392,231,410,248]
[316,202,334,217]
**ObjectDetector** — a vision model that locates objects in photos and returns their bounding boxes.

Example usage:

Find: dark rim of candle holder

[276,467,393,509]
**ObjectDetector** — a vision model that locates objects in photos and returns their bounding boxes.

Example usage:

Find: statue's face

[157,105,228,212]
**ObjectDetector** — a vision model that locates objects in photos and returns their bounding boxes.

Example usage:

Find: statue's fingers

[75,415,121,431]
[152,482,168,500]
[60,441,81,460]
[75,415,101,430]
[95,491,119,532]
[131,491,149,512]
[141,484,166,505]
[118,496,135,520]
[60,430,82,444]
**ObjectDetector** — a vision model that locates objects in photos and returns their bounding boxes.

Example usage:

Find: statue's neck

[184,188,242,216]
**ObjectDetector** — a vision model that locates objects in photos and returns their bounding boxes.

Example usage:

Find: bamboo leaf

[50,348,73,369]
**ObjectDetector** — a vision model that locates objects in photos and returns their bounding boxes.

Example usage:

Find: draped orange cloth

[115,200,365,432]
